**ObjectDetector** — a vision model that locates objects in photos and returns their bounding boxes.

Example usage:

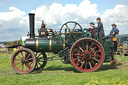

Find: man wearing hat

[103,23,119,39]
[89,22,97,39]
[38,20,48,38]
[90,17,105,46]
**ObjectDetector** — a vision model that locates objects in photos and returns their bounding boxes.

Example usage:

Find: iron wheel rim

[11,48,36,74]
[70,38,104,72]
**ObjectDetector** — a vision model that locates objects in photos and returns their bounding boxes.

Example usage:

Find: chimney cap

[28,13,35,15]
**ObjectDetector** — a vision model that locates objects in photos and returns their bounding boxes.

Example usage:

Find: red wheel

[70,38,104,72]
[11,48,36,74]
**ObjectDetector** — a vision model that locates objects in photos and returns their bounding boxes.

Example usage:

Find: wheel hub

[70,31,73,34]
[21,59,26,64]
[83,52,90,59]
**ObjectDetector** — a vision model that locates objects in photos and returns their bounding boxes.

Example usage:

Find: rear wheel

[11,48,36,74]
[70,38,104,72]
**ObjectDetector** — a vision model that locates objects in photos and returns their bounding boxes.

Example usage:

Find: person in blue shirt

[103,23,119,39]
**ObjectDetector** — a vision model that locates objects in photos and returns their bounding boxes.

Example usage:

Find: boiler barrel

[24,38,65,53]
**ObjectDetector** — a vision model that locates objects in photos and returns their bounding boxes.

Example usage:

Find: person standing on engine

[38,20,48,38]
[90,17,105,46]
[89,22,97,39]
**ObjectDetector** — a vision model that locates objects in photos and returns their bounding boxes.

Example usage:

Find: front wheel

[11,48,36,74]
[70,38,104,72]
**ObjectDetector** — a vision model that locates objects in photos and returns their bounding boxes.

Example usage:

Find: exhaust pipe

[29,13,35,39]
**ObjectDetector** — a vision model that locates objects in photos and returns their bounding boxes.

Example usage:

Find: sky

[0,0,128,42]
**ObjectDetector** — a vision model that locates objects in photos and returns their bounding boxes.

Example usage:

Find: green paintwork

[38,37,64,53]
[104,39,113,61]
[60,21,84,45]
[22,40,25,46]
[24,21,117,62]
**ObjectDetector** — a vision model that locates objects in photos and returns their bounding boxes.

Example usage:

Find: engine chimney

[29,13,35,39]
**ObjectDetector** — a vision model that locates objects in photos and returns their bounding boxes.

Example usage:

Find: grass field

[0,53,128,85]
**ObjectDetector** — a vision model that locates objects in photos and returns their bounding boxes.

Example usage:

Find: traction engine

[11,13,118,74]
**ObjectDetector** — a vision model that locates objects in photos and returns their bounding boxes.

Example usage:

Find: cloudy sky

[0,0,128,42]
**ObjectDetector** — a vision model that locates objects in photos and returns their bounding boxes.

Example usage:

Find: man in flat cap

[89,22,97,39]
[91,17,105,46]
[103,23,119,39]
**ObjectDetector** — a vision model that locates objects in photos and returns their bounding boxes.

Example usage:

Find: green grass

[0,53,128,85]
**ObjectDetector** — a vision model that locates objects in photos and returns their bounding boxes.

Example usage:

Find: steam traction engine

[11,13,117,74]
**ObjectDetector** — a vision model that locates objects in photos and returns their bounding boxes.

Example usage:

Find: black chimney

[29,13,35,39]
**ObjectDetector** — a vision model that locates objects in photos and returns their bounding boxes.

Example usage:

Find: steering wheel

[60,21,83,45]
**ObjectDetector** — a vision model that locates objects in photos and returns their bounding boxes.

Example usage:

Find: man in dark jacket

[103,23,119,39]
[89,22,97,39]
[91,17,105,46]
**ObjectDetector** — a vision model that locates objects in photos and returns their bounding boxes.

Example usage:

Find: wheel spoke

[74,54,83,56]
[66,34,71,43]
[89,42,94,51]
[73,49,82,53]
[26,54,31,59]
[18,64,22,69]
[73,57,82,61]
[91,50,101,54]
[86,42,88,51]
[37,57,44,60]
[15,62,22,65]
[81,42,85,51]
[17,54,22,59]
[25,63,31,69]
[27,58,33,61]
[85,60,87,68]
[37,53,42,58]
[89,61,92,69]
[76,58,85,64]
[25,65,28,71]
[36,63,38,68]
[72,23,77,31]
[72,34,77,41]
[35,52,38,56]
[15,59,21,61]
[89,47,96,53]
[38,62,42,66]
[73,32,82,34]
[25,64,30,69]
[91,59,96,66]
[65,24,71,32]
[80,60,85,69]
[38,59,45,62]
[92,57,99,62]
[79,47,84,52]
[29,62,33,65]
[61,33,70,35]
[21,52,24,59]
